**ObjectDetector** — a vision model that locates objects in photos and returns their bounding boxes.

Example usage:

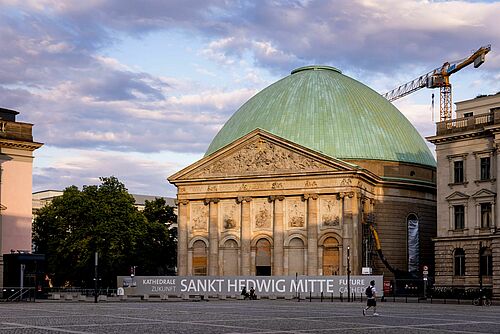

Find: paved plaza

[0,300,499,333]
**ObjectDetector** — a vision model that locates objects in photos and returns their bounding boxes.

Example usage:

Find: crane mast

[382,45,491,121]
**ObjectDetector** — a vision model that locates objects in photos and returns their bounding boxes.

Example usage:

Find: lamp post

[479,241,483,306]
[94,251,98,303]
[347,246,351,302]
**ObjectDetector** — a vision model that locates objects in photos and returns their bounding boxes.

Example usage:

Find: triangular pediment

[445,191,469,201]
[471,188,496,199]
[169,129,358,182]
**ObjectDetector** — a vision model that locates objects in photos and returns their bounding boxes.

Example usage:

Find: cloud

[33,149,188,197]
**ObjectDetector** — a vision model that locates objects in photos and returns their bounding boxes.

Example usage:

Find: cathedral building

[169,66,436,278]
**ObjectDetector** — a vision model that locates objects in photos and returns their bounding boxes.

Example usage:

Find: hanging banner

[117,275,383,297]
[408,218,419,272]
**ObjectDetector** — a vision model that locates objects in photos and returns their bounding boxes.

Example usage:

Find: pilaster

[270,195,285,275]
[304,193,319,275]
[238,196,252,275]
[177,199,189,276]
[205,198,220,276]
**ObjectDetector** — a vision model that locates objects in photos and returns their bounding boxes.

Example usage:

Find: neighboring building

[169,66,437,278]
[0,108,43,286]
[32,190,176,213]
[427,93,500,299]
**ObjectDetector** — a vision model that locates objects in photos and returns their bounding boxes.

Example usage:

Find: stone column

[495,139,500,230]
[351,192,360,275]
[270,195,285,275]
[238,196,252,275]
[177,200,189,276]
[205,198,220,276]
[304,193,319,275]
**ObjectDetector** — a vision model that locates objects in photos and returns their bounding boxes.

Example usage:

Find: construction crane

[382,45,491,121]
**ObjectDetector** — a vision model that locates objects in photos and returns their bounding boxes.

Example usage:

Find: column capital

[176,199,189,205]
[302,193,318,201]
[337,191,354,200]
[236,196,252,203]
[268,195,285,202]
[204,198,220,205]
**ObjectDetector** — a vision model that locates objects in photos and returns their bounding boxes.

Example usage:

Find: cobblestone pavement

[0,300,499,333]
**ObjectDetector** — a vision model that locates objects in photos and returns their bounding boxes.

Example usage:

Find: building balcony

[436,110,500,136]
[0,120,34,142]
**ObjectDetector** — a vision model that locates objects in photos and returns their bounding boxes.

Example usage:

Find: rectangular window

[481,203,492,228]
[454,160,464,183]
[464,112,473,118]
[454,205,465,229]
[480,157,490,180]
[480,249,493,277]
[454,249,465,276]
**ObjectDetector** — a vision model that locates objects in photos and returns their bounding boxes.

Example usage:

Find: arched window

[454,248,465,276]
[480,247,492,277]
[222,239,239,276]
[288,238,305,275]
[192,240,207,276]
[255,239,272,276]
[322,237,339,275]
[407,214,419,272]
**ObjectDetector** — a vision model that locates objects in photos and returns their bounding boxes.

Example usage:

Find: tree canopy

[32,177,177,288]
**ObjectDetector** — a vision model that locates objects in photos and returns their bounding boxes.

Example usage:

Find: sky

[1,0,499,198]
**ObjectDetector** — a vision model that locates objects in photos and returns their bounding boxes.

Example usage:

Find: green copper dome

[206,65,436,167]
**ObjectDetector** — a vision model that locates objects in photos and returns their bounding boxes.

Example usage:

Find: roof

[206,65,436,167]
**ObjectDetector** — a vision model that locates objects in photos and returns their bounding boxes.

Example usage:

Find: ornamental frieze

[179,178,368,195]
[193,139,329,177]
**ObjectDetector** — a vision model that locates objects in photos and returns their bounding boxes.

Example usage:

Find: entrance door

[255,239,271,276]
[288,238,305,275]
[192,240,207,276]
[322,237,339,275]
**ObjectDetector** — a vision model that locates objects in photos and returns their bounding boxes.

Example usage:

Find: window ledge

[474,178,496,185]
[449,228,468,233]
[448,181,468,188]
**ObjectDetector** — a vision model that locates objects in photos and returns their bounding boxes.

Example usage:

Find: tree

[32,176,176,288]
[139,197,177,275]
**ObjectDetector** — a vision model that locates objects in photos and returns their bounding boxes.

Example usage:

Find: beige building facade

[0,108,42,286]
[428,93,500,298]
[169,66,437,280]
[169,130,436,278]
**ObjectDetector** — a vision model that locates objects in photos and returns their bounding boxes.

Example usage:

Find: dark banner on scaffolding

[116,275,383,297]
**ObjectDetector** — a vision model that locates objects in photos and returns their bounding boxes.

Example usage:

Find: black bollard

[321,292,323,302]
[309,291,312,302]
[340,292,343,302]
[331,293,333,302]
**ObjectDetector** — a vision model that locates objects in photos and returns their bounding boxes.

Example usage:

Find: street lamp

[347,246,351,302]
[94,252,98,303]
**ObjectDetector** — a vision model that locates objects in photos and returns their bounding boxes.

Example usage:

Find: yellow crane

[382,45,491,121]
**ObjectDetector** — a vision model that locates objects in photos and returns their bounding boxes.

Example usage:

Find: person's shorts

[367,298,376,307]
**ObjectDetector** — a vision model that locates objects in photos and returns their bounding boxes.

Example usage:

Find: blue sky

[1,0,499,197]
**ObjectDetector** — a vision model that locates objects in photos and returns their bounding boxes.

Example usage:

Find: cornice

[0,138,43,151]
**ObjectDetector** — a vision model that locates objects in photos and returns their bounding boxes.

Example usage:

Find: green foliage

[32,177,177,288]
[139,197,177,275]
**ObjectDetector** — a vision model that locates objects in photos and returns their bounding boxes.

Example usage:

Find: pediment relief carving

[192,138,333,178]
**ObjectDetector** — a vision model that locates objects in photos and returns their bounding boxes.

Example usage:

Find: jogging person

[363,280,379,316]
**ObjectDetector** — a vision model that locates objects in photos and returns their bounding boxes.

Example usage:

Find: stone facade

[427,94,500,299]
[0,108,42,286]
[170,129,436,279]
